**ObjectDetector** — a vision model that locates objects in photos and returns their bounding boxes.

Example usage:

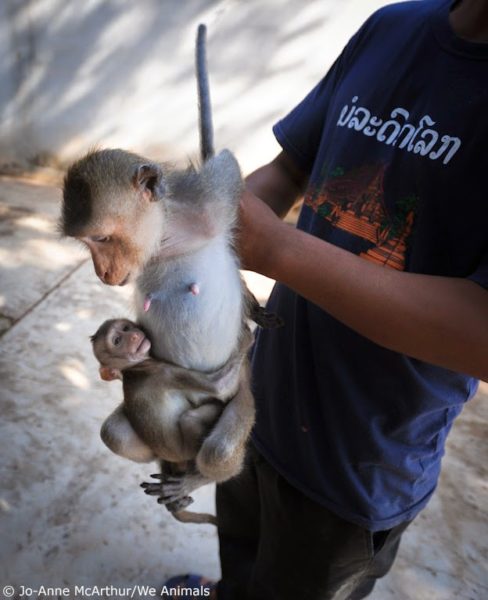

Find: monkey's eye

[92,236,111,243]
[123,325,130,331]
[113,336,121,346]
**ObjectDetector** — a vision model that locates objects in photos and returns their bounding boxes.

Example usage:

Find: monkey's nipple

[189,283,200,296]
[143,295,152,312]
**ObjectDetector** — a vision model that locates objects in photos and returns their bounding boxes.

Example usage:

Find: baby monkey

[91,317,251,525]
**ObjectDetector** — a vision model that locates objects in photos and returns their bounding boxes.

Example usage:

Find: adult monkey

[61,25,267,509]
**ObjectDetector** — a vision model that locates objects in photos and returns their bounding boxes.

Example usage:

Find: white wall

[0,0,387,173]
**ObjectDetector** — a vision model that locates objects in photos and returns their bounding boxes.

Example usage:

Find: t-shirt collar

[430,0,488,59]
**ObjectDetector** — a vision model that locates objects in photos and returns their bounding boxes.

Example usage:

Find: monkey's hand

[141,472,210,506]
[245,288,284,329]
[99,366,123,381]
[204,355,244,400]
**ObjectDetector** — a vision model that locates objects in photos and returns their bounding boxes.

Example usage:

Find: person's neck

[449,0,488,43]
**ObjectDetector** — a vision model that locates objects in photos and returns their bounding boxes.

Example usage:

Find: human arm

[245,150,307,218]
[239,154,488,382]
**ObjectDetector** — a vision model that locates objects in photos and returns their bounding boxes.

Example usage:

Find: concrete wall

[0,0,386,172]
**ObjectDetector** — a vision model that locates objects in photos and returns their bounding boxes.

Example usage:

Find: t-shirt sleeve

[272,19,373,172]
[468,250,488,289]
[272,55,344,172]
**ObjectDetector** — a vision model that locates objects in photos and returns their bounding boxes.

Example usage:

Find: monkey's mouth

[118,273,130,286]
[137,337,151,354]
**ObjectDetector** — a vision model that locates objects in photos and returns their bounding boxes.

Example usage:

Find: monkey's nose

[96,269,109,283]
[99,270,118,285]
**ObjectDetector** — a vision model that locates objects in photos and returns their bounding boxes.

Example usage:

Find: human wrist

[258,221,295,281]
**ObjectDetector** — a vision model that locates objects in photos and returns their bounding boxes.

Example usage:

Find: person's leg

[348,519,411,599]
[216,445,261,600]
[216,443,411,600]
[243,448,374,600]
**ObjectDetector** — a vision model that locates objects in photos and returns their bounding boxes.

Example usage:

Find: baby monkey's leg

[179,402,223,456]
[101,404,155,463]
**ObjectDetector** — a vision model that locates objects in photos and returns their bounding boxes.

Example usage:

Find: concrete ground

[0,173,487,600]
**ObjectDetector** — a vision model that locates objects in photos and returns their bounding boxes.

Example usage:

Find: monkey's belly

[136,238,243,371]
[126,391,193,461]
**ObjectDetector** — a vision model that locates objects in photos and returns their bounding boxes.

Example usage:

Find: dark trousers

[216,444,410,600]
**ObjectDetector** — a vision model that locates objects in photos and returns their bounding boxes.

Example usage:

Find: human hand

[237,188,288,277]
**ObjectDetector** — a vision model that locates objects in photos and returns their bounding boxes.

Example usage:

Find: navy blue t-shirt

[251,0,488,532]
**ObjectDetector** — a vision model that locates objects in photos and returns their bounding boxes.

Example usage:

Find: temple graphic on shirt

[305,163,417,271]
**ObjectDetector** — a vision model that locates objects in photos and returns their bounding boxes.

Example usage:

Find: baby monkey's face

[96,319,151,368]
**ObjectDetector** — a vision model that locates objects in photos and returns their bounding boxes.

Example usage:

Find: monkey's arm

[149,359,234,399]
[196,360,255,482]
[154,326,254,399]
[239,158,488,381]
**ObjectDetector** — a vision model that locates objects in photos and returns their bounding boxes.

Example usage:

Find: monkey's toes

[141,482,165,496]
[165,496,193,512]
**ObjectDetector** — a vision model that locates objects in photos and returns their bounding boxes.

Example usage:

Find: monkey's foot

[165,496,193,513]
[141,472,207,505]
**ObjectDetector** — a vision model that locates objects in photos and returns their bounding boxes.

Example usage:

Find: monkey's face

[78,209,162,286]
[62,149,166,286]
[94,319,151,369]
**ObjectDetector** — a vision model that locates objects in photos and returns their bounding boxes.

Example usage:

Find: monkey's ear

[99,366,122,381]
[133,164,165,200]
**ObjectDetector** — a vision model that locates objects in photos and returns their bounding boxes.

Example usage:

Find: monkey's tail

[196,24,215,162]
[174,509,218,526]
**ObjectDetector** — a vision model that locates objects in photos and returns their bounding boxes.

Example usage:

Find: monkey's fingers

[144,475,186,486]
[252,306,284,329]
[157,494,193,506]
[157,475,187,484]
[141,482,164,495]
[246,289,284,329]
[157,482,188,496]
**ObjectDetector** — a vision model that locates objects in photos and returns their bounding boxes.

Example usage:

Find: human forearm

[271,223,488,380]
[239,190,488,380]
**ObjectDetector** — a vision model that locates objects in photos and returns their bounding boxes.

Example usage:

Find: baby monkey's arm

[157,326,254,400]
